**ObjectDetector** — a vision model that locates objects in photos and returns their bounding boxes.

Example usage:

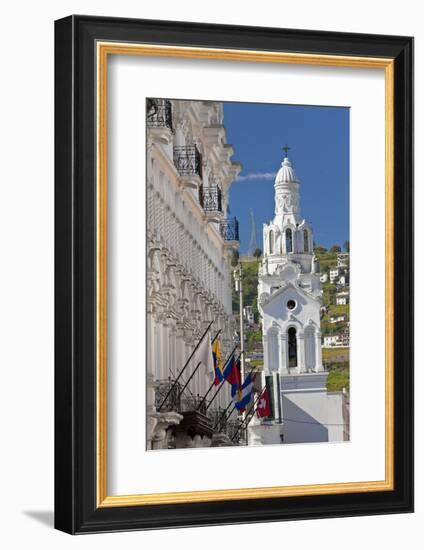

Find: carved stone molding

[149,411,183,450]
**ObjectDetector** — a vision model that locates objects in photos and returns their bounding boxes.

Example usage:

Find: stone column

[315,331,324,372]
[296,333,306,373]
[279,333,289,374]
[146,372,158,450]
[272,371,282,422]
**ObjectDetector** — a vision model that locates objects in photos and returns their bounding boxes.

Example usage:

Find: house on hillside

[337,252,349,267]
[243,305,255,326]
[329,314,346,324]
[329,267,340,283]
[323,328,350,348]
[336,290,349,305]
[320,272,328,283]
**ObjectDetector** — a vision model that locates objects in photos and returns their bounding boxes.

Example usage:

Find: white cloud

[236,172,276,182]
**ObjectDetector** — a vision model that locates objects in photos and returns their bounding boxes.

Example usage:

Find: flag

[212,339,224,385]
[256,387,271,418]
[235,372,255,412]
[194,331,214,376]
[223,353,241,398]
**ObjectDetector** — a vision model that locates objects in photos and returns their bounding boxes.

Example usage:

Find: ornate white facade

[146,99,241,450]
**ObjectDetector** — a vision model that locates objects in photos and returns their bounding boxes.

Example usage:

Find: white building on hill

[336,290,349,305]
[337,252,349,267]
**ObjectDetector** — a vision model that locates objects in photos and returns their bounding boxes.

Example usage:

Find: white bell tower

[258,148,323,375]
[249,148,348,447]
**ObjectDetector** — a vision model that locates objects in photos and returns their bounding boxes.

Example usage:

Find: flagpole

[231,386,266,442]
[213,398,234,430]
[168,367,195,399]
[205,352,245,420]
[157,321,214,411]
[205,346,237,411]
[216,364,256,429]
[197,345,237,412]
[178,361,202,396]
[233,265,245,389]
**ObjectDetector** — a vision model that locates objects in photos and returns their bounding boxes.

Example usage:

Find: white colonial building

[329,267,340,283]
[146,98,241,450]
[249,152,348,445]
[337,252,349,267]
[336,290,349,305]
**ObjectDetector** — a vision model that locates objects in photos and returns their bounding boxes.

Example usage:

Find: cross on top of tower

[282,144,291,157]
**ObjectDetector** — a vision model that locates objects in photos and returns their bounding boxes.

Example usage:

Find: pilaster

[296,333,307,373]
[279,333,289,374]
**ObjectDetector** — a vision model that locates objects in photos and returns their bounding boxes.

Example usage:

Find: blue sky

[223,102,350,254]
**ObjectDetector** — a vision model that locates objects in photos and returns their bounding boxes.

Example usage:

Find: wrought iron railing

[155,379,182,412]
[219,217,239,242]
[155,379,211,415]
[173,145,202,177]
[227,418,245,442]
[146,98,173,131]
[199,185,222,213]
[208,408,228,433]
[179,395,208,415]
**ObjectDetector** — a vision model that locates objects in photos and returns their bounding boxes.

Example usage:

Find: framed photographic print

[54,15,414,533]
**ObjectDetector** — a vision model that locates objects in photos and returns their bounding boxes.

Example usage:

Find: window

[286,228,293,253]
[288,327,297,367]
[269,230,274,254]
[304,229,309,252]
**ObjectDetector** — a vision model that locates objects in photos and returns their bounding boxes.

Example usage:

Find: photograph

[51,12,413,535]
[146,98,350,450]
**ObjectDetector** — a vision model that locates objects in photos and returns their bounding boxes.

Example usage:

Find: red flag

[256,388,271,418]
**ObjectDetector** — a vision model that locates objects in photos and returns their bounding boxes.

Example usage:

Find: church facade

[252,152,348,445]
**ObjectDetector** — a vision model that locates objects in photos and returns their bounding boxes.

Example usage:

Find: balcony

[146,98,173,132]
[155,379,214,445]
[199,185,223,222]
[173,145,202,189]
[219,218,239,248]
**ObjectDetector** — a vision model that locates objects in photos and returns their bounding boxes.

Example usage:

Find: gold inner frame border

[96,42,394,508]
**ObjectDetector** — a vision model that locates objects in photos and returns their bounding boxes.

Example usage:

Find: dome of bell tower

[275,157,299,185]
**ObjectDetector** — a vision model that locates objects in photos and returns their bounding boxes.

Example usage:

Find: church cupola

[274,147,301,221]
[275,156,299,185]
[262,147,316,274]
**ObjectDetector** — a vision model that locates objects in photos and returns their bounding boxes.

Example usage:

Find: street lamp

[233,264,245,382]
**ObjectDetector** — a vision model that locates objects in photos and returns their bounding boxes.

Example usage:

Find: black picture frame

[55,15,414,534]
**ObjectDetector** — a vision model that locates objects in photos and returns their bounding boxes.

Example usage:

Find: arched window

[304,229,309,252]
[286,228,293,253]
[288,327,297,368]
[269,230,274,254]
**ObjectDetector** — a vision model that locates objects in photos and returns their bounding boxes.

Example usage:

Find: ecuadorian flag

[212,340,224,385]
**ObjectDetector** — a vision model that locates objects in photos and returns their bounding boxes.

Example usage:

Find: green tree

[343,240,350,252]
[314,245,327,255]
[253,248,262,259]
[329,245,341,254]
